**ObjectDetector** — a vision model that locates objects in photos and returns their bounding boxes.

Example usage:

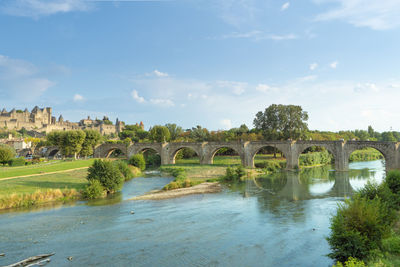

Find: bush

[225,165,246,181]
[8,157,26,166]
[82,180,105,199]
[381,235,400,254]
[129,154,146,170]
[333,257,366,267]
[144,153,161,167]
[113,160,134,181]
[385,170,400,195]
[327,196,393,262]
[0,144,15,165]
[87,159,124,193]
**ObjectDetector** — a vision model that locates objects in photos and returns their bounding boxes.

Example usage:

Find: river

[0,160,385,266]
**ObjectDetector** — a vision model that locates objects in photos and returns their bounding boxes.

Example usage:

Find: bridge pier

[334,141,348,171]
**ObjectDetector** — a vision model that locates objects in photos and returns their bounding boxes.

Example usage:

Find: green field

[175,154,285,166]
[0,169,88,196]
[0,159,95,179]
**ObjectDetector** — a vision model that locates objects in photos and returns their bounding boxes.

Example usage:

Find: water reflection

[236,160,385,218]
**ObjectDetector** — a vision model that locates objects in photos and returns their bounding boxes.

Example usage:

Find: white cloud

[73,94,84,102]
[281,2,290,11]
[309,62,318,71]
[314,0,400,30]
[131,90,146,103]
[354,83,379,93]
[1,0,91,18]
[150,98,174,107]
[298,75,318,82]
[221,31,297,41]
[330,61,339,69]
[153,69,168,77]
[256,84,271,93]
[221,119,232,129]
[217,80,247,95]
[0,54,54,102]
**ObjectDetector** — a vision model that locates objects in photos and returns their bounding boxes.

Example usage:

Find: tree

[80,130,102,157]
[0,144,15,165]
[129,154,146,170]
[62,130,86,159]
[253,104,309,140]
[149,125,170,142]
[381,131,397,142]
[189,125,210,141]
[119,125,148,142]
[165,123,183,140]
[87,159,124,193]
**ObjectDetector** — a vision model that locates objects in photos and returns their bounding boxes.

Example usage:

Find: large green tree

[119,125,148,142]
[165,123,183,140]
[80,130,102,157]
[149,125,170,142]
[253,104,309,140]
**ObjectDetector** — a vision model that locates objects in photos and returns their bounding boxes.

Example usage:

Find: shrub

[129,154,146,170]
[235,165,246,179]
[87,159,124,193]
[144,154,161,167]
[82,180,105,199]
[385,170,400,195]
[113,160,134,181]
[333,257,366,267]
[327,196,393,262]
[8,157,26,167]
[381,235,400,254]
[0,144,15,165]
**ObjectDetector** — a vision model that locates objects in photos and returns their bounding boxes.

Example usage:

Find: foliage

[225,165,246,181]
[47,130,86,158]
[385,170,400,195]
[189,125,210,141]
[87,160,124,193]
[349,148,383,162]
[144,153,161,167]
[8,157,26,167]
[0,144,15,165]
[255,160,283,173]
[129,154,146,170]
[327,196,394,262]
[253,104,309,140]
[82,180,105,199]
[162,168,199,190]
[113,160,134,181]
[80,129,102,157]
[333,257,366,267]
[149,125,171,142]
[165,123,183,140]
[119,124,148,142]
[299,150,333,166]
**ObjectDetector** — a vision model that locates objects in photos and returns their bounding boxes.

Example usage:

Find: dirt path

[129,182,222,200]
[0,167,89,181]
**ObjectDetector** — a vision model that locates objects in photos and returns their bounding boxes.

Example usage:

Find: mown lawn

[0,169,88,196]
[0,159,95,179]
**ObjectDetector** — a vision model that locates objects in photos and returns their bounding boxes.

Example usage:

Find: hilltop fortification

[0,106,124,135]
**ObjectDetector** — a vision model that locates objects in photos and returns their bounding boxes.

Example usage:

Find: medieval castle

[0,106,125,135]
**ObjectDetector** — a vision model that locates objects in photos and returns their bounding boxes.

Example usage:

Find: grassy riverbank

[0,159,95,179]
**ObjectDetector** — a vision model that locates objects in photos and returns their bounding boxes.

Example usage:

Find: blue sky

[1,0,400,132]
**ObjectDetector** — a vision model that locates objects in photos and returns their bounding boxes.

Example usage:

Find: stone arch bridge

[92,140,399,171]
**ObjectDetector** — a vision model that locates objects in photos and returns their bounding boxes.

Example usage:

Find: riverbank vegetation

[327,170,400,266]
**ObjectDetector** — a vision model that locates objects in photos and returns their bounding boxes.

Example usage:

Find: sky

[0,0,400,132]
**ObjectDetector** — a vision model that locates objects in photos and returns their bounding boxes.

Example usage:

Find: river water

[0,160,385,267]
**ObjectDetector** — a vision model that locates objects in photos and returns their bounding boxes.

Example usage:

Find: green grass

[176,154,286,166]
[0,169,88,196]
[0,159,95,179]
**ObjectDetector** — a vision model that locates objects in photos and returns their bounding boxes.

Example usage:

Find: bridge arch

[345,142,390,169]
[204,143,244,165]
[169,146,201,164]
[250,145,287,168]
[94,143,128,159]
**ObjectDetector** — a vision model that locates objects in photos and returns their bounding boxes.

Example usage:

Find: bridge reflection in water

[243,164,382,202]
